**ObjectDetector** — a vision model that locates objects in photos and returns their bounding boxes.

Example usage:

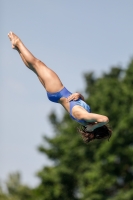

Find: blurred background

[1,1,133,199]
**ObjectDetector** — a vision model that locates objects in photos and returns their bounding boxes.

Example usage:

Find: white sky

[1,1,133,187]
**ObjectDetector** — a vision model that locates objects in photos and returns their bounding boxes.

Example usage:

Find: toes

[8,31,13,40]
[8,31,12,36]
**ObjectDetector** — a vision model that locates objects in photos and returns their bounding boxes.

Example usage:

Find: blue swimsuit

[47,87,91,125]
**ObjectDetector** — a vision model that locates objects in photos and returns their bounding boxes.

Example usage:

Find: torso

[59,97,71,112]
[59,97,90,125]
[47,87,91,125]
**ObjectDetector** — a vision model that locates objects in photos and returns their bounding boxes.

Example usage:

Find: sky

[1,1,133,188]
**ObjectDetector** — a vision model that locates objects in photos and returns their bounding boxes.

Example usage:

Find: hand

[67,93,84,102]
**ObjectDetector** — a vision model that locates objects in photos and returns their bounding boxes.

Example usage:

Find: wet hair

[78,124,112,144]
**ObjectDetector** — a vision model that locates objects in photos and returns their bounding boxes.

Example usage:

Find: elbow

[98,116,109,123]
[104,116,109,123]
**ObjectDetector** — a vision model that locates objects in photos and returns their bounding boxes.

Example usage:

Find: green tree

[0,172,34,200]
[80,61,133,200]
[35,59,133,200]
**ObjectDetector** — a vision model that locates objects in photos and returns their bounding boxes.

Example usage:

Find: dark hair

[78,125,112,144]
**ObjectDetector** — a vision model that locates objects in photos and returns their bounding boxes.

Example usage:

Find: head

[78,124,112,144]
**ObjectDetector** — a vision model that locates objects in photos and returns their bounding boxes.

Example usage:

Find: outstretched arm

[83,113,109,131]
[72,107,109,131]
[84,113,109,132]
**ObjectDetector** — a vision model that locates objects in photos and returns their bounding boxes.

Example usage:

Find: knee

[32,58,39,66]
[32,58,42,69]
[27,57,40,74]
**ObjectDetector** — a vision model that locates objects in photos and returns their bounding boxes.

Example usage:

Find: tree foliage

[0,172,34,200]
[1,59,133,200]
[35,59,133,200]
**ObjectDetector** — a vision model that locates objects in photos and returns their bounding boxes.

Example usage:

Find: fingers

[67,95,74,102]
[67,93,79,102]
[67,93,85,102]
[67,97,78,101]
[8,31,12,38]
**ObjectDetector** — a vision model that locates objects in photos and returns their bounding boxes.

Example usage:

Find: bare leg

[8,32,64,93]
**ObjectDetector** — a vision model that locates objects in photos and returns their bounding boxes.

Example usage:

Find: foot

[8,31,20,49]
